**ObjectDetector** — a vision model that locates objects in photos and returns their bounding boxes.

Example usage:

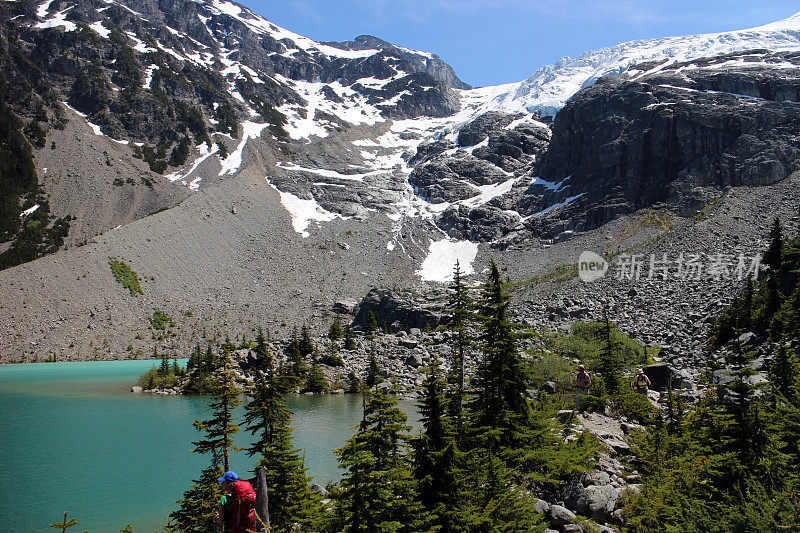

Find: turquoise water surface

[0,360,418,532]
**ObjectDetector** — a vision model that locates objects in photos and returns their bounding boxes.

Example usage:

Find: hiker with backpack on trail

[632,368,652,395]
[215,471,257,533]
[574,365,592,411]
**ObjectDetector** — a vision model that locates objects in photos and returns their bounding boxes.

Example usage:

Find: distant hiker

[215,471,256,533]
[632,369,651,395]
[575,365,592,410]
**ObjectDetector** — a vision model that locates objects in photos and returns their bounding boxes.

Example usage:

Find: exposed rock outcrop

[352,288,446,332]
[529,50,800,234]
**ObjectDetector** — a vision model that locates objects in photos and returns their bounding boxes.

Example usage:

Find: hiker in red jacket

[216,471,256,533]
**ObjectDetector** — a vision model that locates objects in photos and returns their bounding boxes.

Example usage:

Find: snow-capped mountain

[2,1,800,360]
[0,0,471,258]
[3,0,800,261]
[471,11,800,118]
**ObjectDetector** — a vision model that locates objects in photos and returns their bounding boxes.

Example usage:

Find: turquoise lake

[0,360,419,532]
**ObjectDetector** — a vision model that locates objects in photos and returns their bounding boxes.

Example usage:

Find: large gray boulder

[563,475,620,523]
[352,288,445,332]
[405,353,423,368]
[548,504,577,526]
[437,204,521,241]
[643,363,675,392]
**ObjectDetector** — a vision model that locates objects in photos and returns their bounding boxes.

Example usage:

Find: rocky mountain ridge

[1,3,800,365]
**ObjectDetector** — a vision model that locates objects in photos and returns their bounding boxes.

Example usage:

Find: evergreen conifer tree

[763,217,784,271]
[412,361,462,532]
[344,324,357,350]
[771,344,798,403]
[299,324,315,357]
[447,260,472,440]
[160,349,170,376]
[364,351,381,390]
[285,327,307,380]
[333,388,426,532]
[598,307,623,393]
[221,334,235,353]
[192,349,241,472]
[364,311,379,334]
[170,466,223,533]
[244,368,320,532]
[203,344,214,374]
[188,344,201,372]
[171,350,241,532]
[305,360,328,392]
[470,260,530,438]
[329,317,343,341]
[49,512,87,533]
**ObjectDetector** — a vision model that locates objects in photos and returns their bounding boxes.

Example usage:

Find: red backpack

[227,479,256,533]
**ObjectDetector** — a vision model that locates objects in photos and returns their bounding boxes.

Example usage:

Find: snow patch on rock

[416,238,479,282]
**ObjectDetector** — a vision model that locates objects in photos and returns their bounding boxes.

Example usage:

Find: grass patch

[109,257,143,296]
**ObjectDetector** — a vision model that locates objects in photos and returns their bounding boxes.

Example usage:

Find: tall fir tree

[299,324,315,357]
[763,217,784,272]
[598,306,623,393]
[771,344,798,403]
[333,388,427,532]
[344,324,357,351]
[305,360,328,392]
[171,349,241,532]
[244,368,320,532]
[364,350,381,390]
[329,317,343,341]
[193,348,241,472]
[364,310,379,334]
[203,344,215,374]
[462,259,534,512]
[470,260,530,438]
[255,327,270,370]
[412,361,462,532]
[447,260,472,440]
[285,327,307,381]
[160,349,170,376]
[187,344,201,372]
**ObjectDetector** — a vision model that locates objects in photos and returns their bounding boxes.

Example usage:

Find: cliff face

[529,51,800,234]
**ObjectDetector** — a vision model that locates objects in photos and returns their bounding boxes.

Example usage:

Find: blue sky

[239,0,800,87]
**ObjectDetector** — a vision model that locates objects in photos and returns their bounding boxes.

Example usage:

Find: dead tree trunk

[255,467,270,532]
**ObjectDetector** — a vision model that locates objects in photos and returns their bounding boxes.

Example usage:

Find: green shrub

[304,363,328,393]
[109,258,143,296]
[149,309,174,331]
[610,389,658,423]
[574,393,603,413]
[527,353,574,392]
[319,353,344,367]
[549,321,647,373]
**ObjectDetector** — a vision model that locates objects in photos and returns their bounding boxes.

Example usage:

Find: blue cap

[218,471,238,483]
